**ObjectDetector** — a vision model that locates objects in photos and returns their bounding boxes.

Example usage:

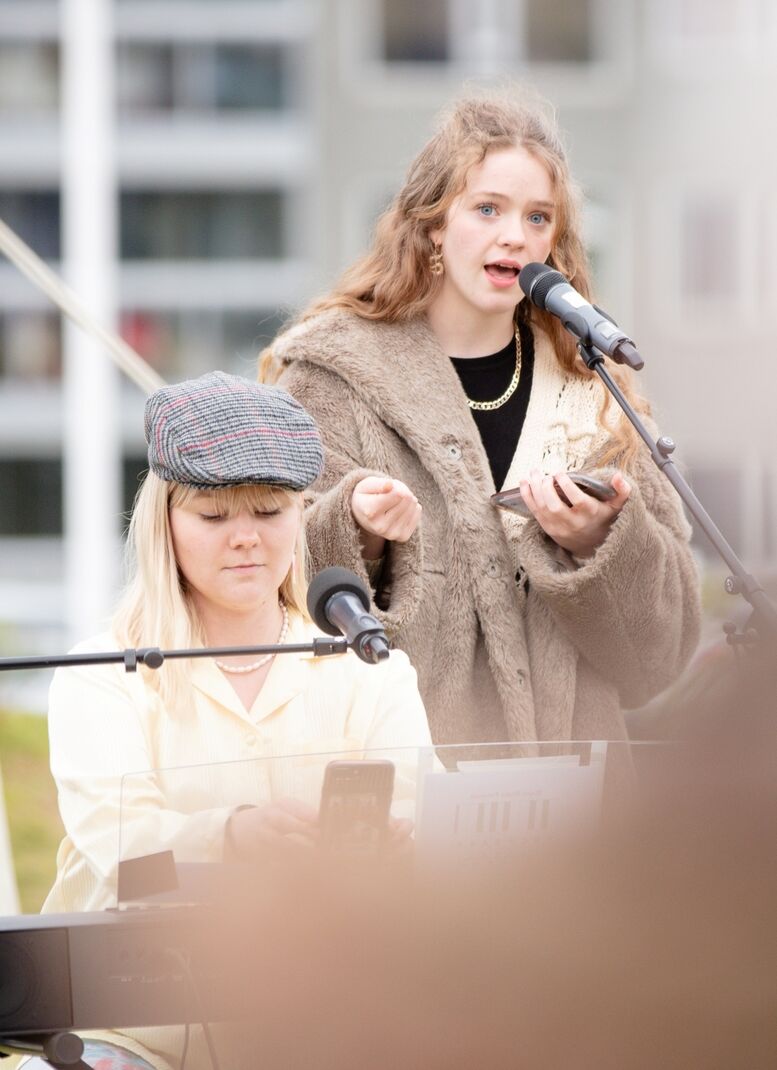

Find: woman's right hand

[226,798,319,860]
[351,476,422,560]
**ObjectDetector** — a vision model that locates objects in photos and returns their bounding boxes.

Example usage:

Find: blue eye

[478,204,497,217]
[529,212,548,225]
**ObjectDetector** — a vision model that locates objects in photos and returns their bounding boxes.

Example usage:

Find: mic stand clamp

[576,341,777,647]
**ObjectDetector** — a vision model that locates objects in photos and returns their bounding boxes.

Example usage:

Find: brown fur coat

[274,310,701,744]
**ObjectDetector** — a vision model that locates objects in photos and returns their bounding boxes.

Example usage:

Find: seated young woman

[27,372,432,1070]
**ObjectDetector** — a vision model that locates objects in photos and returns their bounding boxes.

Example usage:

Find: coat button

[446,443,462,461]
[516,671,525,687]
[486,559,499,578]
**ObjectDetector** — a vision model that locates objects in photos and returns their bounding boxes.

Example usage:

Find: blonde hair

[113,473,309,716]
[261,88,648,466]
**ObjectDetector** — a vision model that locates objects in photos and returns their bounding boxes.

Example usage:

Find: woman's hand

[386,816,414,858]
[351,476,422,560]
[227,800,414,864]
[519,470,631,559]
[226,798,319,860]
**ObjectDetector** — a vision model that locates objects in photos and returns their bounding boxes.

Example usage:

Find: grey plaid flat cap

[144,371,324,490]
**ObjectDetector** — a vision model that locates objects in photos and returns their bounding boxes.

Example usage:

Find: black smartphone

[491,471,616,517]
[319,759,395,855]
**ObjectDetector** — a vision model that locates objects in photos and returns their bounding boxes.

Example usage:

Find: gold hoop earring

[429,244,444,277]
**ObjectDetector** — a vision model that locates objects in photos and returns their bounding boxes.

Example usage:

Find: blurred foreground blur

[213,643,777,1070]
[36,638,769,1070]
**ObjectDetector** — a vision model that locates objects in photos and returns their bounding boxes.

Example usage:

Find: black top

[450,321,535,490]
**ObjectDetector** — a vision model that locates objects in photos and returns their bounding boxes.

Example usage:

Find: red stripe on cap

[178,427,320,452]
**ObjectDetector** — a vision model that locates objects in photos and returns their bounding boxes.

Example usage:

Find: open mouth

[484,261,520,281]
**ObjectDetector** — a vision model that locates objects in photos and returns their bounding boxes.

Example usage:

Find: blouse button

[245,733,257,747]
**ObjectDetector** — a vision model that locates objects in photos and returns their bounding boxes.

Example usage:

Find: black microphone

[306,567,390,665]
[519,263,644,370]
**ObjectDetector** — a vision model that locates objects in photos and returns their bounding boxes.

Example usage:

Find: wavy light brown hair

[262,89,647,466]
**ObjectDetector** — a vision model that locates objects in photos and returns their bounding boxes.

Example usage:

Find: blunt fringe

[113,473,309,716]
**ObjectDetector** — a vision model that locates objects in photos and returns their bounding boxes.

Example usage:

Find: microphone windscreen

[306,567,371,636]
[518,263,565,309]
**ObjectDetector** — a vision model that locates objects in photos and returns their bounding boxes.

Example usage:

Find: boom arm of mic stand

[0,638,350,674]
[577,342,777,642]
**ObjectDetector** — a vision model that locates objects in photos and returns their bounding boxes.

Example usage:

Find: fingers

[388,816,414,842]
[520,472,581,518]
[237,798,320,853]
[376,494,422,543]
[519,470,631,558]
[230,800,418,865]
[264,799,319,846]
[351,477,422,543]
[271,797,320,827]
[353,477,419,517]
[353,476,396,496]
[608,470,631,511]
[552,472,597,513]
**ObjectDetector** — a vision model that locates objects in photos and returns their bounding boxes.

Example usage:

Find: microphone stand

[0,1031,91,1069]
[577,341,777,646]
[0,637,348,674]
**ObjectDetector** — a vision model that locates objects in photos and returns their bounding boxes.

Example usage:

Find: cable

[0,215,165,396]
[164,948,221,1070]
[179,1022,190,1070]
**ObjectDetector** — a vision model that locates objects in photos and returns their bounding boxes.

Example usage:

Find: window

[0,460,62,536]
[116,0,281,3]
[378,0,597,67]
[119,308,285,380]
[525,0,592,62]
[0,43,59,111]
[382,0,449,62]
[0,192,60,260]
[120,191,285,259]
[0,313,62,381]
[117,43,287,114]
[117,44,174,113]
[123,455,149,518]
[216,45,285,109]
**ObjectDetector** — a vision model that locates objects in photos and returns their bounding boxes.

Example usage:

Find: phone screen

[319,760,395,855]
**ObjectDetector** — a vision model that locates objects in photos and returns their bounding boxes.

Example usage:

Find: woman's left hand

[519,470,631,559]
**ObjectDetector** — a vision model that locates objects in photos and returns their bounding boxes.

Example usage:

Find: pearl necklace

[215,602,289,675]
[465,328,522,412]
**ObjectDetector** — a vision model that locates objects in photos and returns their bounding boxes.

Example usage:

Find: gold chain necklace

[465,328,522,412]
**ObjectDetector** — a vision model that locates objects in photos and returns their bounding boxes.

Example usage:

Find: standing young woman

[261,91,701,745]
[26,372,431,1070]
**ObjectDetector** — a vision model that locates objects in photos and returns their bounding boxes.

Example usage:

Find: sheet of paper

[416,744,607,867]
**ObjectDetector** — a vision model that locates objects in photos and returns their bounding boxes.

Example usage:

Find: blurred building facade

[0,0,775,704]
